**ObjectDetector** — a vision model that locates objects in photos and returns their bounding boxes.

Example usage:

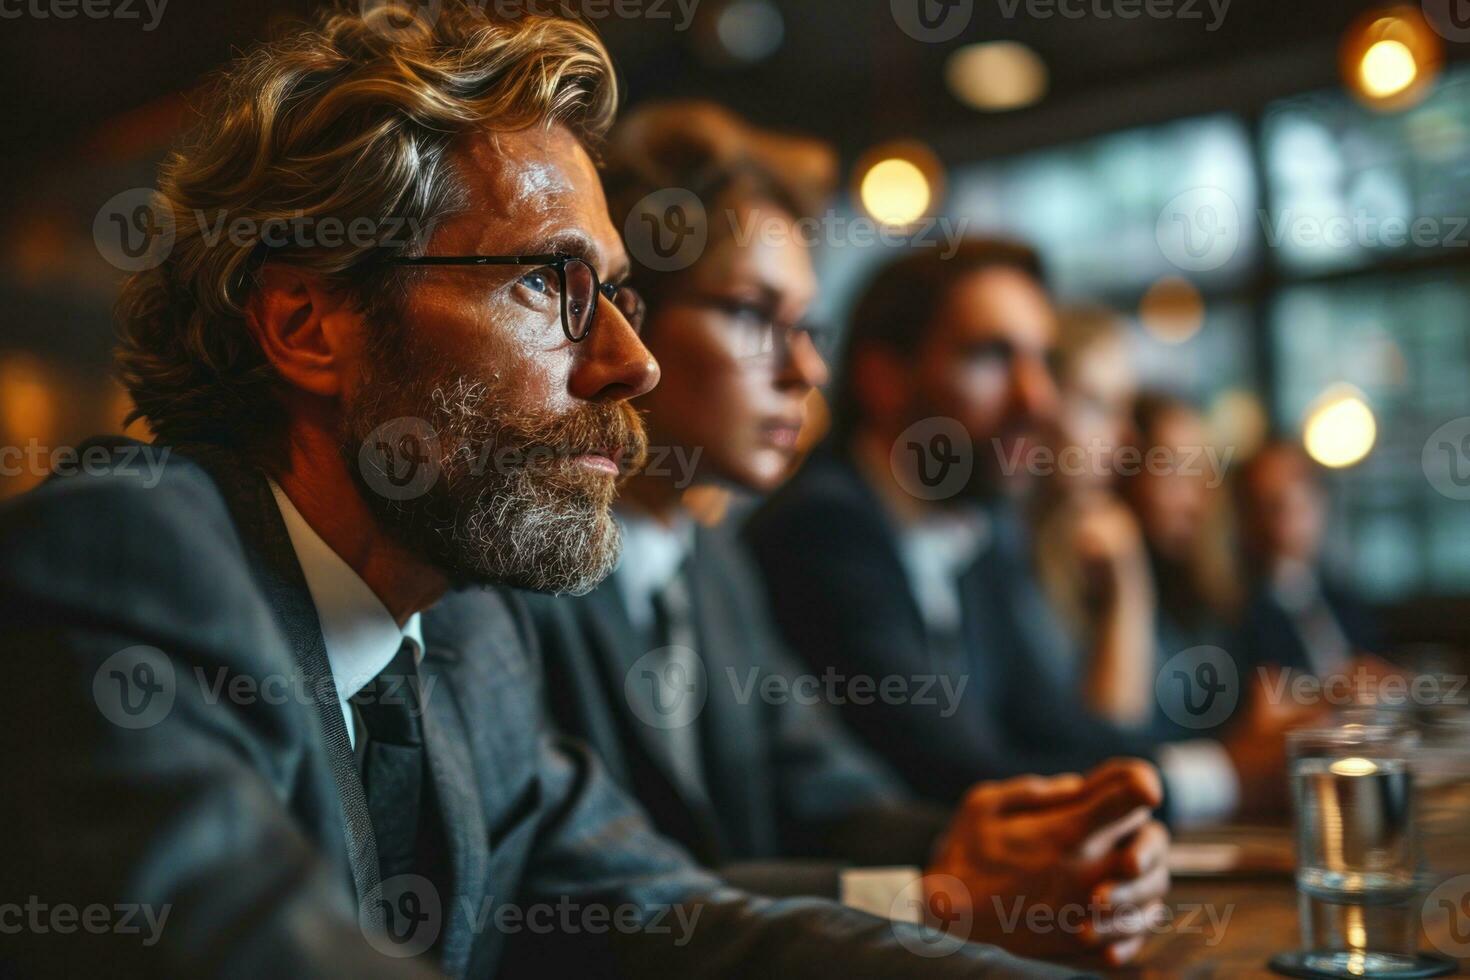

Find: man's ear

[244,265,362,398]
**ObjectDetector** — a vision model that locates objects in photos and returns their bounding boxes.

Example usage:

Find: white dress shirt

[1270,559,1352,675]
[893,509,991,639]
[269,480,424,751]
[613,509,696,637]
[853,451,1239,829]
[613,506,921,917]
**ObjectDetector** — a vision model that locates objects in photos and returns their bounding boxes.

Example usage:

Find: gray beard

[347,374,626,597]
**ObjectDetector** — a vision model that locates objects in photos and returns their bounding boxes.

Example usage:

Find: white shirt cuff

[840,867,923,922]
[1158,739,1240,829]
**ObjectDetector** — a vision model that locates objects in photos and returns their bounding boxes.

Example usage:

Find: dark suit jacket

[524,523,951,899]
[0,438,1086,979]
[1233,574,1379,675]
[744,445,1162,807]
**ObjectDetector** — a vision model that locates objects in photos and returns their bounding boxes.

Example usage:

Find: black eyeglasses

[387,254,645,343]
[669,295,836,363]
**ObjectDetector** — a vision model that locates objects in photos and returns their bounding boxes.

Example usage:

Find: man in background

[746,242,1300,827]
[1234,438,1379,675]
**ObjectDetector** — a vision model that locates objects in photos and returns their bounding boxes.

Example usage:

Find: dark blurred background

[3,0,1470,648]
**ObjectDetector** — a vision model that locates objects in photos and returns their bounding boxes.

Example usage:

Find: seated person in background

[1119,392,1240,669]
[745,242,1294,827]
[1030,306,1157,730]
[0,7,1089,977]
[1117,394,1317,814]
[525,101,1170,967]
[1232,438,1379,676]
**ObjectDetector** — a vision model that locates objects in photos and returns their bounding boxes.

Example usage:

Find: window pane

[1270,271,1470,599]
[1262,66,1470,274]
[948,114,1259,294]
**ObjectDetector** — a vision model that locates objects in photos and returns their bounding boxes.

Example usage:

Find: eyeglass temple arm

[387,254,566,266]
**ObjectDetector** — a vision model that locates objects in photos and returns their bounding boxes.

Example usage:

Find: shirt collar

[848,435,993,631]
[612,508,695,635]
[268,480,424,707]
[1270,558,1323,613]
[849,435,993,577]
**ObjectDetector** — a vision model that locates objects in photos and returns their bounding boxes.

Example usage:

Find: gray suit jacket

[525,524,952,899]
[0,438,1089,979]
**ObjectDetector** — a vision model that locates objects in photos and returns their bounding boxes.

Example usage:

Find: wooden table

[1109,824,1470,979]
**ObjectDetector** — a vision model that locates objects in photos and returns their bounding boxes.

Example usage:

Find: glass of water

[1275,723,1453,978]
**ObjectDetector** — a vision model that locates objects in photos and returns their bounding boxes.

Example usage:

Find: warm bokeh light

[1138,276,1205,344]
[860,159,929,226]
[1209,388,1268,460]
[945,41,1048,112]
[1303,385,1377,468]
[1329,757,1379,777]
[1340,7,1442,111]
[858,151,934,227]
[1359,39,1417,99]
[0,353,60,448]
[0,353,66,499]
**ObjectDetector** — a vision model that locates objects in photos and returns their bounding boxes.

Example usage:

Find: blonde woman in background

[1032,306,1159,729]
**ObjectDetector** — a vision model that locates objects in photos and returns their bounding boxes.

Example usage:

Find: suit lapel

[420,589,547,976]
[576,582,719,831]
[829,452,938,661]
[682,535,748,855]
[417,642,488,977]
[186,449,383,923]
[983,511,1076,689]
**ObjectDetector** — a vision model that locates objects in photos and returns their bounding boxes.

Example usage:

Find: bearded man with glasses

[0,3,1085,979]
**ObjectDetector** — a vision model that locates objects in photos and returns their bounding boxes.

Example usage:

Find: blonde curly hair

[115,1,617,455]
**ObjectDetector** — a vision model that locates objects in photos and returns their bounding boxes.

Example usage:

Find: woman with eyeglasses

[520,101,1172,967]
[525,104,866,891]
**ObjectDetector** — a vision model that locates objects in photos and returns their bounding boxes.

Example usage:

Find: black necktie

[649,569,705,795]
[351,640,426,881]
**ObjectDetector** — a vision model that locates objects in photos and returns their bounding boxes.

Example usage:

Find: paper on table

[1169,836,1297,877]
[1169,842,1243,875]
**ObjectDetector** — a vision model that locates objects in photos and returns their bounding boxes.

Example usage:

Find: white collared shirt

[852,454,1239,828]
[893,509,991,638]
[613,508,695,637]
[269,480,424,751]
[613,504,922,917]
